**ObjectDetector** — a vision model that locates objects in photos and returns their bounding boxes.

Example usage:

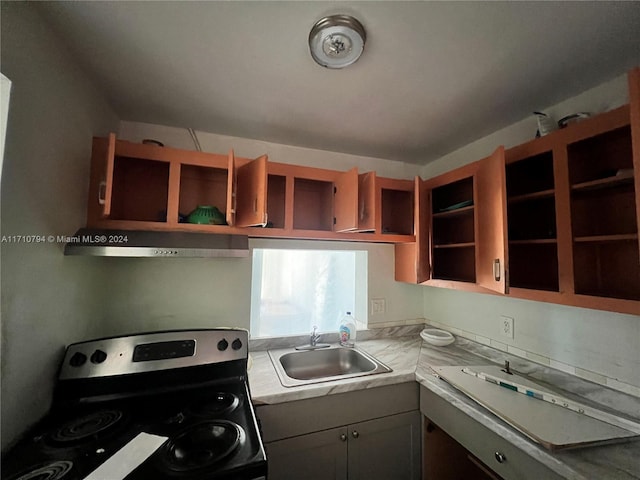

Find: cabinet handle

[494,451,506,464]
[493,259,501,281]
[340,434,347,442]
[98,181,107,205]
[351,430,359,439]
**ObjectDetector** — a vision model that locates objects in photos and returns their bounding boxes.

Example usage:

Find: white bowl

[420,328,455,346]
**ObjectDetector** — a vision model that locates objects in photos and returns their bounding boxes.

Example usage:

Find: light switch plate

[500,315,514,338]
[371,298,385,315]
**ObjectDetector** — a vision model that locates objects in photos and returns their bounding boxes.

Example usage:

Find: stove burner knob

[69,352,87,367]
[217,339,229,351]
[232,338,243,350]
[90,349,107,364]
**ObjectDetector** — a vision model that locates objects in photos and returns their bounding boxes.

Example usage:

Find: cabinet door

[100,132,116,217]
[226,149,236,225]
[265,427,348,480]
[235,154,268,227]
[395,177,430,283]
[357,172,376,232]
[476,146,508,293]
[334,167,359,232]
[348,411,421,480]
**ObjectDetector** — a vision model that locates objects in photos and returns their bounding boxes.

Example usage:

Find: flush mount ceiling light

[309,15,366,69]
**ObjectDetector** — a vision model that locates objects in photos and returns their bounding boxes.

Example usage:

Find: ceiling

[37,1,640,165]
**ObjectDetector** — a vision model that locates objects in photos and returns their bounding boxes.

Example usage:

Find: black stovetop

[2,329,266,480]
[3,380,266,480]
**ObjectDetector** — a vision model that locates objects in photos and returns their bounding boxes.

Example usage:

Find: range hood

[64,228,249,258]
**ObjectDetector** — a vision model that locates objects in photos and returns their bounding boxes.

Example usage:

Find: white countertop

[248,328,640,480]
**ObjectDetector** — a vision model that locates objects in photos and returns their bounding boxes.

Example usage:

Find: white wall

[99,238,424,337]
[119,121,423,179]
[0,3,120,449]
[420,74,640,394]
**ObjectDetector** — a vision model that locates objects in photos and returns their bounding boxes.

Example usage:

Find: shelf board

[432,205,474,218]
[509,238,557,245]
[433,242,475,249]
[573,233,638,243]
[507,189,555,204]
[571,170,634,192]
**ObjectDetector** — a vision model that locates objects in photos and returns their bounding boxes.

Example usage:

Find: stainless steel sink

[268,346,392,387]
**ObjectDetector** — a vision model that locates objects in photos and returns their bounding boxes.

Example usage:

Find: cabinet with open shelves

[567,123,639,301]
[499,68,640,313]
[431,176,476,283]
[86,137,416,243]
[505,149,559,292]
[379,178,415,236]
[395,147,507,294]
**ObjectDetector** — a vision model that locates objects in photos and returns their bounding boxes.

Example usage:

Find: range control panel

[59,329,248,380]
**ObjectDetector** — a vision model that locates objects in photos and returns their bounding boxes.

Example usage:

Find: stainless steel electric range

[2,329,267,480]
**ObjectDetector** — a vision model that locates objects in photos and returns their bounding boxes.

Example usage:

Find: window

[250,248,367,338]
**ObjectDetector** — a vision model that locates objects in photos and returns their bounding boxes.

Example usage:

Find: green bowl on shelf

[187,205,227,225]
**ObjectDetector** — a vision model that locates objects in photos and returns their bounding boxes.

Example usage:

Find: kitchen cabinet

[266,426,348,480]
[397,68,640,315]
[85,135,415,243]
[423,419,503,480]
[265,412,421,480]
[256,383,420,480]
[503,67,640,315]
[87,134,268,230]
[420,385,564,480]
[395,146,507,295]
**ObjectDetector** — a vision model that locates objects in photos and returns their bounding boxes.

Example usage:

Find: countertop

[248,327,640,480]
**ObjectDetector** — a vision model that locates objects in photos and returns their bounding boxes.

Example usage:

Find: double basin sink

[268,345,392,387]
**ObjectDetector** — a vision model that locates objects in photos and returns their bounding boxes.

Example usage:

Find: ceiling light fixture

[309,15,366,69]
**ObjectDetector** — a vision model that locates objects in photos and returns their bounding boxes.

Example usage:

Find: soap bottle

[339,312,357,347]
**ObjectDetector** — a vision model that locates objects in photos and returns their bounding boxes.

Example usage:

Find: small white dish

[420,328,455,346]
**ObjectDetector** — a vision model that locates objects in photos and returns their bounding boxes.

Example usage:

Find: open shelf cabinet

[395,147,507,294]
[505,149,560,292]
[567,122,640,301]
[431,176,476,283]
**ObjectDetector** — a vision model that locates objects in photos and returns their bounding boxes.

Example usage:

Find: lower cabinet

[420,385,564,480]
[423,418,503,480]
[264,411,421,480]
[265,426,348,480]
[255,383,421,480]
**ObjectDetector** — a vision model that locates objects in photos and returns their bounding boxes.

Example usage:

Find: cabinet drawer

[420,385,564,480]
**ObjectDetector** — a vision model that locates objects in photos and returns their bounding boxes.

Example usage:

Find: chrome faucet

[295,325,330,350]
[310,325,321,346]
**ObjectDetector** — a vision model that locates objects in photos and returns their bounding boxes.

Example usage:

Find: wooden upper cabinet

[92,134,173,225]
[235,153,269,227]
[334,167,359,232]
[427,163,479,287]
[85,134,416,242]
[475,146,507,294]
[398,148,507,293]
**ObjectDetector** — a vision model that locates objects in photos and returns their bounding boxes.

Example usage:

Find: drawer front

[420,385,564,480]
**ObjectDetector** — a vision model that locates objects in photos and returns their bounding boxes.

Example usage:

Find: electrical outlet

[371,298,386,315]
[500,315,514,339]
